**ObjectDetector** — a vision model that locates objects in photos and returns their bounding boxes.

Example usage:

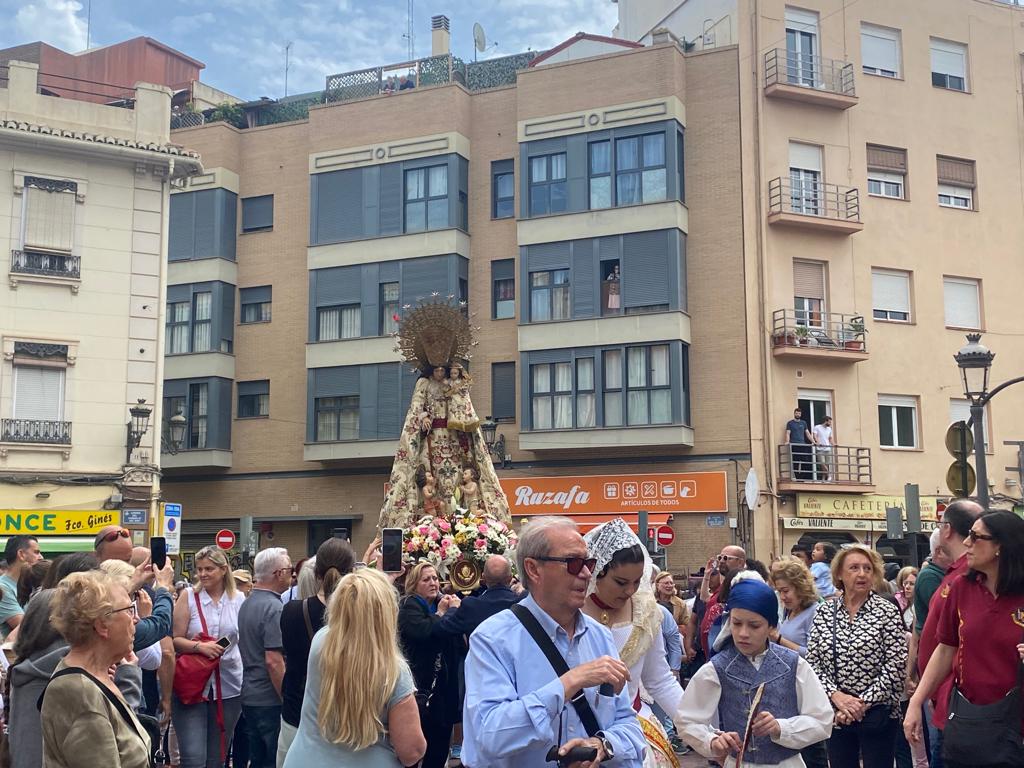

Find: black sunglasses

[967,530,995,543]
[532,556,598,576]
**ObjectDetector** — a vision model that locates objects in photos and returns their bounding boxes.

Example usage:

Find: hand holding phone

[381,528,403,573]
[216,636,232,650]
[151,536,167,571]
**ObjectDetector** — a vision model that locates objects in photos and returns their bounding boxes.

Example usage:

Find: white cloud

[14,0,88,51]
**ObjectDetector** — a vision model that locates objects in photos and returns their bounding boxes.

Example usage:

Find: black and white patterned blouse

[806,592,908,717]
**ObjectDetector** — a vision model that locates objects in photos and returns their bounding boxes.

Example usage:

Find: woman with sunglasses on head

[905,511,1024,767]
[39,570,151,768]
[171,545,245,768]
[582,518,685,768]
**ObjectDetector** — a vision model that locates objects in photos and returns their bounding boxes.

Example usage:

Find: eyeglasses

[98,528,130,544]
[532,556,598,576]
[273,567,293,576]
[107,603,138,618]
[967,530,995,543]
[717,554,743,562]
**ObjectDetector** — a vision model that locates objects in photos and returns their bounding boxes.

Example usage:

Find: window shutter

[789,142,822,172]
[240,285,272,304]
[492,362,516,421]
[937,156,975,188]
[867,145,907,174]
[237,380,270,397]
[24,185,75,253]
[622,230,670,308]
[14,366,63,421]
[491,259,514,281]
[930,39,966,77]
[871,270,910,313]
[241,195,274,232]
[943,278,980,328]
[861,24,899,73]
[793,261,825,300]
[376,364,401,438]
[169,193,196,260]
[785,7,819,34]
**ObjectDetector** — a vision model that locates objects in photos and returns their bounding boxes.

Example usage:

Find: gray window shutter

[237,380,269,397]
[211,377,232,449]
[571,240,596,318]
[379,163,403,236]
[313,266,360,307]
[240,286,272,304]
[376,364,401,437]
[218,190,238,260]
[193,190,216,259]
[400,256,448,308]
[241,195,274,232]
[492,362,516,421]
[169,194,195,261]
[314,367,360,397]
[313,169,364,244]
[219,283,235,351]
[492,259,514,282]
[622,230,670,307]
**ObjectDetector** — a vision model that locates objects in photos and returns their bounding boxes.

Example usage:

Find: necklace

[589,594,615,625]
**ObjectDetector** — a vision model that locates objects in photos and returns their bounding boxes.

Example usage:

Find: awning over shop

[513,512,672,535]
[782,518,939,533]
[0,537,96,553]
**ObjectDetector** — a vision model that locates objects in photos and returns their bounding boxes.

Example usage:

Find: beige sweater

[40,661,150,768]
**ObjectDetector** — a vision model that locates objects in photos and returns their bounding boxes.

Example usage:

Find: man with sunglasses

[699,545,746,658]
[94,524,134,563]
[0,535,40,638]
[463,516,645,768]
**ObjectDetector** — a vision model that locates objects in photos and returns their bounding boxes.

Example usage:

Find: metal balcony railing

[325,53,467,103]
[10,249,80,279]
[772,309,867,352]
[778,444,872,485]
[768,178,861,223]
[1,419,72,445]
[764,48,856,97]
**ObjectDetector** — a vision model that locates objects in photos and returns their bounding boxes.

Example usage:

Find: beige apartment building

[616,0,1024,558]
[161,25,753,570]
[0,60,201,551]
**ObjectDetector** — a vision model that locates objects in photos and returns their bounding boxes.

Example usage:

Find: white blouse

[183,587,245,699]
[609,613,684,722]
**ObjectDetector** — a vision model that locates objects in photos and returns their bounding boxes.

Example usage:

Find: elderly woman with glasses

[39,570,151,768]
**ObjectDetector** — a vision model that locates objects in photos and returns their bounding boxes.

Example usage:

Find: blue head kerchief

[727,578,779,627]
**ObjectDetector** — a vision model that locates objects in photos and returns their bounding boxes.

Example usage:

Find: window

[861,24,901,77]
[191,292,212,353]
[603,349,624,427]
[166,301,191,353]
[404,165,448,233]
[950,398,989,450]
[528,153,567,216]
[13,365,64,422]
[872,269,911,322]
[380,283,400,335]
[241,195,273,232]
[576,358,596,428]
[491,362,516,422]
[240,286,272,324]
[317,304,361,341]
[878,395,918,449]
[938,185,972,209]
[237,380,269,418]
[943,276,981,329]
[315,396,359,441]
[189,383,208,449]
[868,172,904,199]
[789,142,823,215]
[785,7,819,86]
[626,345,671,425]
[931,38,967,91]
[22,176,76,256]
[615,134,666,205]
[793,260,826,327]
[866,144,907,200]
[492,161,514,219]
[492,260,515,320]
[531,362,573,430]
[529,269,570,321]
[589,141,612,209]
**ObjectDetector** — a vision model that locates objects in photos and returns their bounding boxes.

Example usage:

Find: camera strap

[511,604,602,738]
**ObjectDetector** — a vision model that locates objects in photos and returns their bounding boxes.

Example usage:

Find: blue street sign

[706,514,727,528]
[122,509,147,525]
[164,503,181,517]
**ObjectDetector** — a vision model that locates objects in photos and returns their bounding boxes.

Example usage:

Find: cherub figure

[417,466,446,517]
[459,466,480,511]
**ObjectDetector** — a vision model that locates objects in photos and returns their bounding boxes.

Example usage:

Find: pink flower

[430,530,439,541]
[418,525,429,536]
[475,538,487,549]
[438,520,451,532]
[405,542,416,553]
[477,523,489,534]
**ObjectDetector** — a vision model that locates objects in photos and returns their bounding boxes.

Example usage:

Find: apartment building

[0,60,200,550]
[615,0,1024,557]
[160,22,752,569]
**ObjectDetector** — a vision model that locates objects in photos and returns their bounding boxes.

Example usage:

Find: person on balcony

[813,416,835,481]
[785,408,814,481]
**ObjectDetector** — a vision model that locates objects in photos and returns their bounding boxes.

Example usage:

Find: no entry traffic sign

[216,529,236,550]
[654,525,675,547]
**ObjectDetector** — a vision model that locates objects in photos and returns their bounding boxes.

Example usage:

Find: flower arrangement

[404,510,518,576]
[403,515,460,573]
[450,509,518,562]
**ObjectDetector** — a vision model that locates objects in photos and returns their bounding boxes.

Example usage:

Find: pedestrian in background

[810,541,837,599]
[790,542,813,568]
[0,536,41,639]
[784,407,814,481]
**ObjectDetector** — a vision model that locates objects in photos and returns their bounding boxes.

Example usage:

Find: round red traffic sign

[655,525,675,547]
[215,529,236,550]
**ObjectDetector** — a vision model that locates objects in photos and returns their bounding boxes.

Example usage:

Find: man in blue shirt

[462,516,645,767]
[785,407,814,480]
[0,535,40,638]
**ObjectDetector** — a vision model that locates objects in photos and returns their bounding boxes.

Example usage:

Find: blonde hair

[769,556,819,609]
[404,561,436,597]
[99,559,135,587]
[896,566,919,591]
[317,569,402,749]
[831,545,886,593]
[194,546,237,598]
[50,570,118,646]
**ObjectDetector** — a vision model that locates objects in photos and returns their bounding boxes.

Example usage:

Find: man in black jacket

[436,555,520,639]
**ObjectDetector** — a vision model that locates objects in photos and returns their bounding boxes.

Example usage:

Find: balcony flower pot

[843,321,866,351]
[773,329,797,347]
[794,326,811,346]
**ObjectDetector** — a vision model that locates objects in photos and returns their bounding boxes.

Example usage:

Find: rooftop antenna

[283,41,293,97]
[86,0,92,49]
[402,0,415,61]
[473,22,486,62]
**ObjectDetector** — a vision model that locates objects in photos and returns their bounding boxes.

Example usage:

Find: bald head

[94,525,132,563]
[130,547,150,567]
[718,544,747,580]
[483,555,513,588]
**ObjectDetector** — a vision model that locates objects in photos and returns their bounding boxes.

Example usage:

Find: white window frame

[949,398,990,452]
[867,170,905,200]
[871,268,912,322]
[861,23,901,78]
[878,394,919,450]
[938,183,972,210]
[930,38,968,92]
[943,276,982,329]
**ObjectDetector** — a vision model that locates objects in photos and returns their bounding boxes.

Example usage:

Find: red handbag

[172,590,220,705]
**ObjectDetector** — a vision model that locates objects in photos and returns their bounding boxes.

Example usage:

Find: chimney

[431,15,450,56]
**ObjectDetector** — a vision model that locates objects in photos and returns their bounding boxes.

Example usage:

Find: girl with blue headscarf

[675,578,834,768]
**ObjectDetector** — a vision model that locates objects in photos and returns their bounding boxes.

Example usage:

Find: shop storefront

[0,509,127,553]
[783,493,941,550]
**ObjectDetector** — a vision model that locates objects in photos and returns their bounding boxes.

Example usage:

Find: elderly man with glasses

[462,516,645,768]
[699,545,746,658]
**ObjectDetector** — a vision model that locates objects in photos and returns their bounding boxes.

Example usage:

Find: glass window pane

[552,285,570,320]
[530,185,549,216]
[496,198,514,218]
[617,137,639,171]
[532,364,550,393]
[551,153,567,180]
[531,272,550,287]
[617,172,641,205]
[194,292,212,320]
[406,169,425,201]
[429,165,448,197]
[643,134,665,166]
[577,393,596,428]
[590,177,611,209]
[553,270,570,285]
[318,308,339,341]
[550,181,567,213]
[642,168,667,202]
[533,396,552,429]
[604,350,622,389]
[405,201,425,232]
[192,321,211,352]
[650,345,670,386]
[604,392,622,427]
[627,347,646,388]
[496,173,514,199]
[878,406,894,447]
[495,300,514,320]
[553,395,572,429]
[554,363,572,391]
[896,406,916,447]
[590,142,611,174]
[577,358,594,390]
[341,306,361,338]
[651,390,672,424]
[531,288,550,322]
[530,156,547,182]
[427,199,448,229]
[628,391,649,425]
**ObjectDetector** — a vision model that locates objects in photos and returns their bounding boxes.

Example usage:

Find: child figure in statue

[458,467,480,511]
[417,466,445,517]
[445,362,480,432]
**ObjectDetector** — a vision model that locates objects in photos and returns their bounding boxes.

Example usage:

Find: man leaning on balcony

[813,416,835,482]
[785,408,814,481]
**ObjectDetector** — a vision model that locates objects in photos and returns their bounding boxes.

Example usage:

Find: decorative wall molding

[13,170,88,202]
[517,97,686,142]
[2,334,79,365]
[309,131,471,174]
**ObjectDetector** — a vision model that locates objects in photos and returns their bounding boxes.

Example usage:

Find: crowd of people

[0,498,1021,768]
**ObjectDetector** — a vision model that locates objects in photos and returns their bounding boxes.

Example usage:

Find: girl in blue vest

[675,579,833,767]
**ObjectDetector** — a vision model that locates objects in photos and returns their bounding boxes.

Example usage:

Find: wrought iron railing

[1,419,72,445]
[170,111,205,130]
[764,48,855,97]
[768,177,861,222]
[10,249,80,279]
[778,444,872,485]
[772,309,867,352]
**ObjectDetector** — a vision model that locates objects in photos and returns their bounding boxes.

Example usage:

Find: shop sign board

[0,509,119,536]
[796,493,939,521]
[505,472,729,516]
[783,517,939,533]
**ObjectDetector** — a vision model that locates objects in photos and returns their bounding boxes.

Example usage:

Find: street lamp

[165,410,187,455]
[480,416,508,469]
[126,399,152,464]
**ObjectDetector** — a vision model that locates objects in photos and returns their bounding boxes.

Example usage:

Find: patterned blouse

[806,592,908,718]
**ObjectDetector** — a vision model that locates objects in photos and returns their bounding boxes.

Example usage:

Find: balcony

[0,419,72,458]
[771,309,868,363]
[764,49,857,109]
[767,178,863,234]
[778,444,873,494]
[9,249,81,291]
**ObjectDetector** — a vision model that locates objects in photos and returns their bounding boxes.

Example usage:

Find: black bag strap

[510,604,602,738]
[302,597,316,641]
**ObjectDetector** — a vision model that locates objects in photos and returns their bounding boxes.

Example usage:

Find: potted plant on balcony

[794,325,811,346]
[843,319,866,351]
[772,328,798,347]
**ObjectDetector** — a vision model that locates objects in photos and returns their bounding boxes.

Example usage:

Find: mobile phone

[545,745,598,766]
[216,636,231,650]
[381,528,403,572]
[151,537,167,571]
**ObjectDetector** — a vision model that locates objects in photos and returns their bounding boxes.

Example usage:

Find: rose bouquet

[450,509,519,563]
[403,515,461,574]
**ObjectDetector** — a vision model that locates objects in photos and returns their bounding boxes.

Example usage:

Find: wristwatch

[595,731,615,761]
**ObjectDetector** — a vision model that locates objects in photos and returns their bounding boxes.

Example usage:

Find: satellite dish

[744,468,760,511]
[473,22,487,53]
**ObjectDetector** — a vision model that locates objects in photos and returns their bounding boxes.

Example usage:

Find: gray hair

[297,556,318,599]
[930,528,942,557]
[254,547,290,583]
[516,516,578,591]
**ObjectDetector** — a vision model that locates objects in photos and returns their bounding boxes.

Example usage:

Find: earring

[996,551,1001,557]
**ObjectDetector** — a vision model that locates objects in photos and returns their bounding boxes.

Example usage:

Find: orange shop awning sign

[504,471,729,516]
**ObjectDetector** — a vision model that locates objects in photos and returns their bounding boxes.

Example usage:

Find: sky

[0,0,620,100]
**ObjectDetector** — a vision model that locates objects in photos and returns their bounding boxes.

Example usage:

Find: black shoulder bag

[510,604,602,737]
